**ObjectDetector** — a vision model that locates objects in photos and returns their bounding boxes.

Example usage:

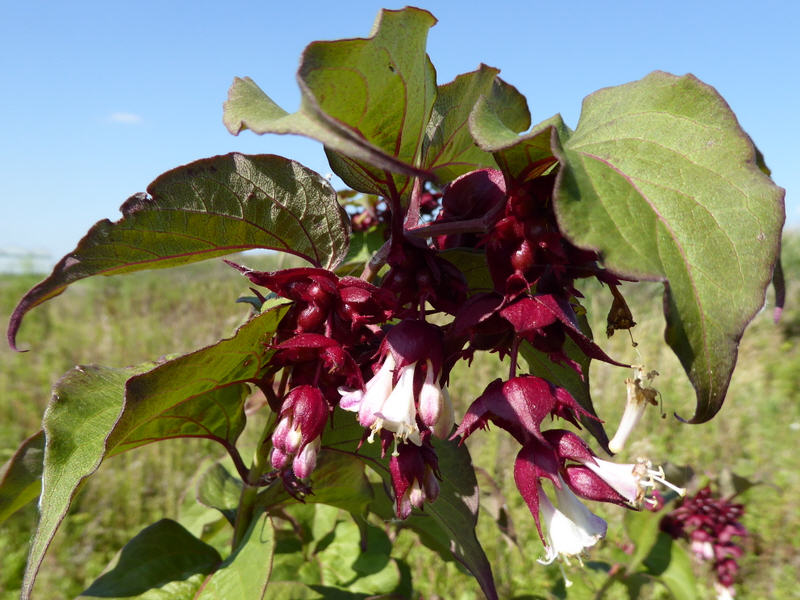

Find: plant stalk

[231,412,276,550]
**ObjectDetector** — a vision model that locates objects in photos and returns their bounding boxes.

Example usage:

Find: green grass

[1,243,798,599]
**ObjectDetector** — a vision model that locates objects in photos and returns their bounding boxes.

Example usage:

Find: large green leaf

[8,153,347,349]
[195,511,275,599]
[0,430,44,523]
[20,308,286,599]
[552,71,785,422]
[425,436,497,600]
[312,518,400,595]
[79,519,222,599]
[225,8,437,199]
[106,306,287,457]
[421,65,501,182]
[470,109,568,184]
[20,365,147,600]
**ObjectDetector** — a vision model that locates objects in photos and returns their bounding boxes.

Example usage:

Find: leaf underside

[552,71,784,422]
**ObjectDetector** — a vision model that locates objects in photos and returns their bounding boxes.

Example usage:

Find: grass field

[1,240,798,599]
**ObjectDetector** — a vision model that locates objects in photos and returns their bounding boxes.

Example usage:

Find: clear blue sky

[1,0,797,270]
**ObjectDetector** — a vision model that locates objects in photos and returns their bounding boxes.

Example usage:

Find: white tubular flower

[537,478,607,566]
[374,362,421,446]
[339,354,397,428]
[583,457,645,505]
[608,366,659,454]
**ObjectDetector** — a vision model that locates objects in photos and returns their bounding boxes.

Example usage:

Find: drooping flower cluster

[661,486,748,598]
[228,162,674,574]
[454,376,676,565]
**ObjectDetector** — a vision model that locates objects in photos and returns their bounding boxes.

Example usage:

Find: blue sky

[1,0,797,270]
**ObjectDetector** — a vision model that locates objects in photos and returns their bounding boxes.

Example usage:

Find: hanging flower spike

[339,320,450,451]
[608,366,659,453]
[389,439,441,519]
[660,485,747,597]
[270,385,329,479]
[224,264,395,343]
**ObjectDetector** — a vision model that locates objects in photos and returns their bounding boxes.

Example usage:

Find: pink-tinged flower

[418,361,455,438]
[292,436,321,480]
[608,366,659,453]
[536,477,607,566]
[339,320,451,449]
[374,358,421,446]
[270,385,328,478]
[544,429,685,508]
[389,440,440,519]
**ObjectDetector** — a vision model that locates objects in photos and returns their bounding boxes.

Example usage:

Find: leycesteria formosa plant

[1,7,785,600]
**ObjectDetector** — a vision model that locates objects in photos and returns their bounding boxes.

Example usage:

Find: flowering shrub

[1,7,784,599]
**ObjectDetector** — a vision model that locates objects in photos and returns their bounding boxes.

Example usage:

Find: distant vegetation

[2,239,797,599]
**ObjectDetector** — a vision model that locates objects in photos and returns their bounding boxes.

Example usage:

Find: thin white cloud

[108,112,143,124]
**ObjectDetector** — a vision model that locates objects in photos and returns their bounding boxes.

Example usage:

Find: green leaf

[421,65,501,182]
[21,308,287,598]
[8,153,347,349]
[469,76,532,148]
[225,8,437,199]
[470,106,568,184]
[440,249,494,295]
[468,76,575,183]
[196,462,243,525]
[315,519,400,595]
[552,71,785,422]
[642,533,700,600]
[195,511,275,599]
[21,365,149,600]
[425,436,498,600]
[623,505,663,574]
[365,480,457,563]
[0,430,43,524]
[106,306,288,456]
[321,409,497,599]
[336,226,386,277]
[320,411,496,597]
[78,519,222,599]
[256,449,374,516]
